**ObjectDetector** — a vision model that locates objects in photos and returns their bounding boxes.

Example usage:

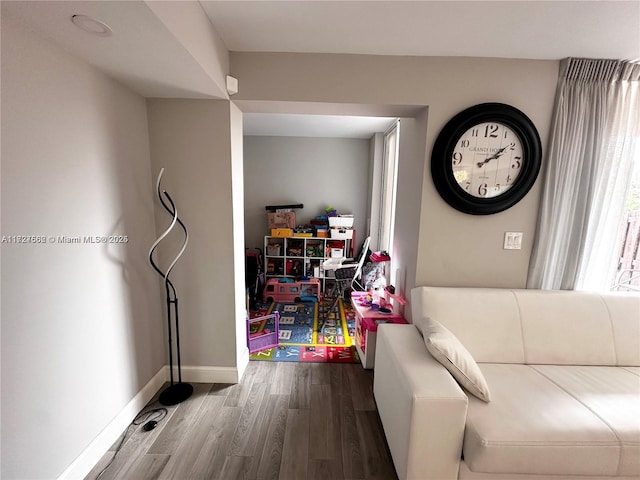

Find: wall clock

[431,103,542,215]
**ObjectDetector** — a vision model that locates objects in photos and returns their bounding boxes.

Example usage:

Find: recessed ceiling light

[71,14,112,37]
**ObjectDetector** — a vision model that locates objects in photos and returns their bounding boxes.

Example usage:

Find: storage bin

[330,228,354,239]
[266,244,281,256]
[329,215,354,228]
[271,228,293,237]
[331,248,344,258]
[286,259,303,275]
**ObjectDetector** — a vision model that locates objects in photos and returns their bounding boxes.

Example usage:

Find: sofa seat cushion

[532,365,640,477]
[463,364,639,476]
[623,366,640,377]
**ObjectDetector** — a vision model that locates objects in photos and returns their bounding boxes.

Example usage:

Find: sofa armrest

[374,324,468,480]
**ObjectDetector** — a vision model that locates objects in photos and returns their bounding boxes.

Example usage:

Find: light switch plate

[504,232,523,250]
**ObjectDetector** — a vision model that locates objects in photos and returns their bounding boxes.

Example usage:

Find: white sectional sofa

[373,287,640,480]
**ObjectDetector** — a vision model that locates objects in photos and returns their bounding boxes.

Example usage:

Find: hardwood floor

[86,361,399,480]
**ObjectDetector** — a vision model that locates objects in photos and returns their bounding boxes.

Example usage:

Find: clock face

[431,103,542,215]
[452,122,524,199]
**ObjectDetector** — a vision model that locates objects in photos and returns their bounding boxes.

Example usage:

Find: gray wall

[231,53,559,304]
[147,99,248,374]
[1,18,163,479]
[244,136,371,254]
[1,23,560,478]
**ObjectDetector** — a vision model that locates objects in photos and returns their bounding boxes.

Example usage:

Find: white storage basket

[328,215,354,228]
[330,228,354,239]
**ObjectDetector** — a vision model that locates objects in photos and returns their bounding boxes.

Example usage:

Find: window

[527,59,639,291]
[613,156,640,290]
[377,121,399,254]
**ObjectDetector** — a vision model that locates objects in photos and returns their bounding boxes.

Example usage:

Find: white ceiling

[4,1,639,137]
[2,1,227,98]
[201,0,640,61]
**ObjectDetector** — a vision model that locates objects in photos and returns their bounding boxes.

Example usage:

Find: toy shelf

[264,235,352,292]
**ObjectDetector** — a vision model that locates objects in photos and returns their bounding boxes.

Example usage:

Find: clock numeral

[478,183,488,197]
[512,157,521,169]
[504,130,509,139]
[452,152,463,165]
[471,128,479,137]
[509,142,516,150]
[506,175,512,183]
[465,182,471,191]
[484,124,499,138]
[494,184,501,191]
[460,139,470,148]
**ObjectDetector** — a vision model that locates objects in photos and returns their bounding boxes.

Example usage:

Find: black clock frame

[431,103,542,215]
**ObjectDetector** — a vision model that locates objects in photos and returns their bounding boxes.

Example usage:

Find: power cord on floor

[95,407,168,480]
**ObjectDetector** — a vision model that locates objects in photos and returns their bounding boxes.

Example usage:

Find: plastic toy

[247,311,280,353]
[263,277,321,303]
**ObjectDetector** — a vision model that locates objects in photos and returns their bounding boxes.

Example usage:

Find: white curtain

[527,58,640,291]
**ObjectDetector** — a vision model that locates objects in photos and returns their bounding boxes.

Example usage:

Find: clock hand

[476,143,513,168]
[476,152,502,168]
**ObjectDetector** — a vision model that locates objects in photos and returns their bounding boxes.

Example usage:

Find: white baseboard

[179,364,240,384]
[236,347,250,382]
[57,362,246,480]
[57,366,167,480]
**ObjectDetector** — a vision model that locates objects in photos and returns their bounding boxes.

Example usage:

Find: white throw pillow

[423,318,491,402]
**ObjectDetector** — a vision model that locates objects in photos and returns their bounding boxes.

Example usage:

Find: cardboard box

[268,212,296,229]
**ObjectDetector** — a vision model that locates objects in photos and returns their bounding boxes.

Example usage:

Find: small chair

[323,236,371,312]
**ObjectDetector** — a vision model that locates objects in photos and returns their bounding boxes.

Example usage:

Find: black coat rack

[149,168,193,406]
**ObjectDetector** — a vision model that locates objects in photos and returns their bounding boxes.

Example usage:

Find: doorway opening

[240,107,404,365]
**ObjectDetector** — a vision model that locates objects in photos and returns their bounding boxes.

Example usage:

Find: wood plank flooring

[86,361,398,480]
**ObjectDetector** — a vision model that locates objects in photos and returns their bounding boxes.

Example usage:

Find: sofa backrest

[411,287,640,366]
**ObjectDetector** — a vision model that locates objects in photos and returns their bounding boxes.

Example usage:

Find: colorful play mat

[248,299,359,363]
